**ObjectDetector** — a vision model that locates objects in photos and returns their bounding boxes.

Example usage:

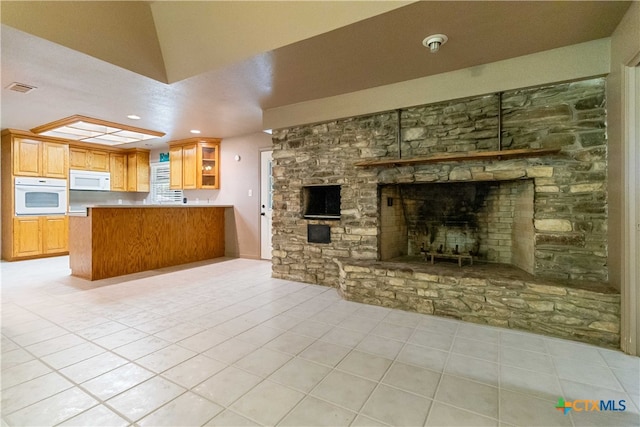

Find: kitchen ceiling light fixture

[190,129,201,134]
[127,114,141,120]
[422,34,448,53]
[31,115,164,146]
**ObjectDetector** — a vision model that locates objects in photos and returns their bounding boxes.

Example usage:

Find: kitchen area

[1,124,235,281]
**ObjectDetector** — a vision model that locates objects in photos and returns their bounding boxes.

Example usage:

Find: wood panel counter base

[69,206,225,280]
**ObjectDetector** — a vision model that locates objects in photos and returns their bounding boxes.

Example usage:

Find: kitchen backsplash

[68,190,148,211]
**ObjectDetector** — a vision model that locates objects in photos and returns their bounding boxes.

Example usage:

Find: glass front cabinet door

[168,138,221,190]
[199,143,219,189]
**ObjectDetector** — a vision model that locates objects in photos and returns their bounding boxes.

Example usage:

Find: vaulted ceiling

[0,1,631,148]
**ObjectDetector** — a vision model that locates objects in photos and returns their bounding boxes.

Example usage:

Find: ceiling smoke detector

[6,82,37,94]
[422,34,448,53]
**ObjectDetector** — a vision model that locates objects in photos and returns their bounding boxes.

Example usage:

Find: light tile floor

[1,256,639,427]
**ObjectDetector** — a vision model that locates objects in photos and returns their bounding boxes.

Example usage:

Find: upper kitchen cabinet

[13,138,40,176]
[109,153,127,191]
[42,142,68,178]
[5,131,69,178]
[69,145,149,192]
[69,146,110,172]
[126,149,150,192]
[169,138,221,190]
[169,145,183,189]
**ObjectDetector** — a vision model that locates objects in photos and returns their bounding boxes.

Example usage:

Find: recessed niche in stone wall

[302,185,341,219]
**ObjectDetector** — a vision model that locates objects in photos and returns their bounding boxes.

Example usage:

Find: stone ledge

[334,258,620,349]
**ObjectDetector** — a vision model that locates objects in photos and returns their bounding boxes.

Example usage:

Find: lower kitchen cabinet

[13,217,41,257]
[43,216,68,254]
[12,215,68,259]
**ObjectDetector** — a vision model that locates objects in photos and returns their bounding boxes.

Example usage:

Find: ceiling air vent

[6,82,37,94]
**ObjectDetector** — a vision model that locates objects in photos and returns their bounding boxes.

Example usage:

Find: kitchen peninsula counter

[69,205,230,280]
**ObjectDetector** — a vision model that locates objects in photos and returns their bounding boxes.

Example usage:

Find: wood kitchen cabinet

[126,150,150,192]
[169,145,183,189]
[169,138,220,190]
[169,142,197,189]
[12,215,68,258]
[42,142,68,178]
[13,137,68,178]
[109,153,127,191]
[13,217,42,257]
[69,146,110,172]
[42,216,68,254]
[2,130,70,261]
[182,143,198,189]
[13,138,40,176]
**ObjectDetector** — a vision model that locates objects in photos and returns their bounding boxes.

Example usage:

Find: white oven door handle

[16,185,66,192]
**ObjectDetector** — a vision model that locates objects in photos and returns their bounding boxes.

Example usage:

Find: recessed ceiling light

[30,115,165,146]
[190,129,201,134]
[127,114,141,120]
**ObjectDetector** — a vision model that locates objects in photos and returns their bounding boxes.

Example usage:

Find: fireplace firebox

[380,180,535,273]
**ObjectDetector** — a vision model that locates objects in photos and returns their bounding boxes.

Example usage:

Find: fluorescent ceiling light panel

[42,125,102,138]
[31,115,165,146]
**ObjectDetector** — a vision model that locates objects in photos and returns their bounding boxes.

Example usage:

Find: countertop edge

[68,204,233,216]
[86,204,233,208]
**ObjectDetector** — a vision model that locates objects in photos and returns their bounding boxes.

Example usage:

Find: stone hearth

[335,259,620,348]
[271,77,619,348]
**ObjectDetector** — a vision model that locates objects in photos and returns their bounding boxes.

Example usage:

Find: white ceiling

[0,1,631,149]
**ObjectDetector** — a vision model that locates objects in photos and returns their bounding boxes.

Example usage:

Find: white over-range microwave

[15,177,68,215]
[69,169,110,191]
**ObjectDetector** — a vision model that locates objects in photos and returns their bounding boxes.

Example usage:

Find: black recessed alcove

[303,185,341,220]
[308,224,331,243]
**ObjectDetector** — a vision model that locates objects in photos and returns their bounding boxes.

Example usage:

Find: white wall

[150,131,272,259]
[607,1,640,354]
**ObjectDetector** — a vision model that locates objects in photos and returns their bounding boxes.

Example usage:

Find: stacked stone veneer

[271,77,617,346]
[335,260,620,348]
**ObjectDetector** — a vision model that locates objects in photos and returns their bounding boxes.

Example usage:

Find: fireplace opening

[303,185,341,219]
[380,180,535,273]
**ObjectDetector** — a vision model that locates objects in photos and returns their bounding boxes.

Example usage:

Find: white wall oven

[15,177,67,215]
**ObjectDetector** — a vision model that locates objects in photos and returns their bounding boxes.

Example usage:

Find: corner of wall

[607,1,640,291]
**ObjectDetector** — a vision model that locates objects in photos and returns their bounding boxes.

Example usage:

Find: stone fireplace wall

[272,77,608,286]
